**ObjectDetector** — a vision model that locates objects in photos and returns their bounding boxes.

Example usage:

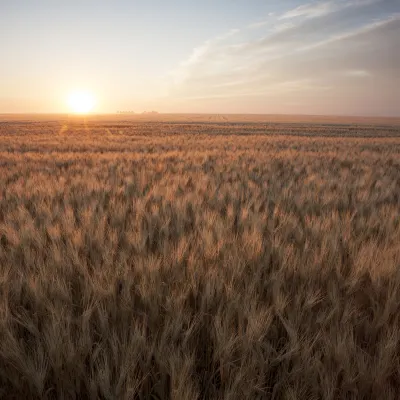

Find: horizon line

[1,112,400,119]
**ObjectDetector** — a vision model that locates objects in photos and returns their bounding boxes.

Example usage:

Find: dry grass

[0,117,400,399]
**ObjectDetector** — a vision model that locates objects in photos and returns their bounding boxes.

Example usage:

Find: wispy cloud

[279,1,339,19]
[167,0,400,115]
[344,70,372,77]
[279,0,379,20]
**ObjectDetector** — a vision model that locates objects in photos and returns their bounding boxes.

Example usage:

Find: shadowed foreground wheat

[0,118,400,399]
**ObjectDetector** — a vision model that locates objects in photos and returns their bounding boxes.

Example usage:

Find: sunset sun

[67,90,95,114]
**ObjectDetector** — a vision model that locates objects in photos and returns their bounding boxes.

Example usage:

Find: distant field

[1,112,400,125]
[1,118,400,399]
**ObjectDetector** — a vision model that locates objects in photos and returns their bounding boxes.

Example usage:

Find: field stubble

[0,118,400,399]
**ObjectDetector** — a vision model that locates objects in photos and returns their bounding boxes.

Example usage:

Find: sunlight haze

[1,0,399,116]
[67,90,96,114]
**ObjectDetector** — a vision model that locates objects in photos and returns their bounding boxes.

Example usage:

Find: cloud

[247,1,364,33]
[343,70,372,77]
[295,12,400,51]
[279,0,380,20]
[279,1,339,19]
[167,0,400,115]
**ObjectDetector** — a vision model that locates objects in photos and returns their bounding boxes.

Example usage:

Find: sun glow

[67,90,96,114]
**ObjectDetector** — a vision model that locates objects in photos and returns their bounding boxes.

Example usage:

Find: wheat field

[0,115,400,399]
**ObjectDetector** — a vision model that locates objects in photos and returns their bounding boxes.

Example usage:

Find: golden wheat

[0,117,400,399]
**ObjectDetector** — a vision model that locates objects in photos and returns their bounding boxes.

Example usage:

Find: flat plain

[1,114,400,399]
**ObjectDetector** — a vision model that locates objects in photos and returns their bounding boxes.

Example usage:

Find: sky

[1,0,399,116]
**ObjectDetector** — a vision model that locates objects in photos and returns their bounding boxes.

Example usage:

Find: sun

[67,90,96,114]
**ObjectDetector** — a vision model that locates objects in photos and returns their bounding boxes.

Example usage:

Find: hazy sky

[1,0,399,115]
